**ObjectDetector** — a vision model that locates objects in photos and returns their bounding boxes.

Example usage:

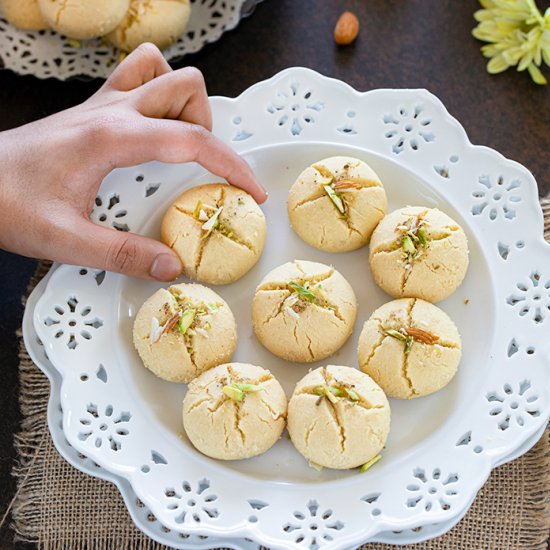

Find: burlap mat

[3,200,550,549]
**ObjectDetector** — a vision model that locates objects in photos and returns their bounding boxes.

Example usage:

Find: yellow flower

[472,0,550,84]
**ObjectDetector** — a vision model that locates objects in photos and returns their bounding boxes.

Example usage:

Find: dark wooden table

[0,1,548,547]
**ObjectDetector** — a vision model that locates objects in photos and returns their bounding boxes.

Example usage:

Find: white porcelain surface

[29,68,550,549]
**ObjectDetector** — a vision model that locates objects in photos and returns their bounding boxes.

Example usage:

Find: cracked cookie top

[287,365,391,470]
[369,206,469,302]
[132,283,237,383]
[182,363,287,460]
[161,183,267,285]
[358,298,462,399]
[37,0,129,39]
[252,260,357,363]
[287,156,387,253]
[107,0,191,52]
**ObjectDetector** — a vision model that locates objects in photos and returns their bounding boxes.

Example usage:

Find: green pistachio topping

[223,385,244,402]
[344,388,360,401]
[384,328,415,355]
[360,454,381,473]
[313,385,360,404]
[402,235,416,255]
[384,329,407,342]
[323,185,346,214]
[193,200,202,219]
[313,385,340,404]
[233,383,264,393]
[178,309,196,335]
[289,281,317,302]
[223,382,264,402]
[417,228,428,246]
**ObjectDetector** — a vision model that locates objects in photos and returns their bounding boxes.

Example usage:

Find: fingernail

[150,253,182,281]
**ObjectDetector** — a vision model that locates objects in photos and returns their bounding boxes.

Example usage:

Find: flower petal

[527,62,548,83]
[487,54,512,73]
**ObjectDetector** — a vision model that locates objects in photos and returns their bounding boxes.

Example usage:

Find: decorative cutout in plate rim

[31,68,550,549]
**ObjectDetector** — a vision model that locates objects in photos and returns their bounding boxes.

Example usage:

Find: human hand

[0,43,267,281]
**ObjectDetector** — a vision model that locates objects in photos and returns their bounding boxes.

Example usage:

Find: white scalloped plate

[30,68,550,549]
[0,0,263,80]
[22,265,547,549]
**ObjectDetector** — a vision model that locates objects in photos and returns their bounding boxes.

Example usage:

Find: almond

[406,327,440,345]
[334,11,359,46]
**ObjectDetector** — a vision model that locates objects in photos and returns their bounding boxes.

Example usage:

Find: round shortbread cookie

[252,260,357,363]
[183,363,287,460]
[133,283,237,383]
[287,365,391,470]
[161,183,267,285]
[358,298,462,399]
[288,155,387,252]
[369,206,469,302]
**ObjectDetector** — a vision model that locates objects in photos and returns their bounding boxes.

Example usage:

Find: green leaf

[323,185,346,214]
[178,309,195,335]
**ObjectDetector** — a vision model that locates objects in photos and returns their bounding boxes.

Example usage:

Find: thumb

[59,219,182,281]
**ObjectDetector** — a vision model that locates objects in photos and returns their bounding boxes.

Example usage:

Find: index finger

[111,117,268,204]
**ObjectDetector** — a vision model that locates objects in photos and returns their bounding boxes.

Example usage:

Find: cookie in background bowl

[37,0,129,39]
[288,156,387,252]
[287,365,391,470]
[0,0,48,30]
[369,206,469,302]
[182,363,287,460]
[252,260,357,363]
[358,298,461,399]
[161,183,267,285]
[132,283,237,383]
[107,0,191,52]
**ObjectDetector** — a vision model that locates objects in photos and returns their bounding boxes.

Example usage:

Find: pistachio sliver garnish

[289,281,317,303]
[384,329,408,342]
[313,385,340,404]
[417,228,428,246]
[178,309,195,335]
[193,200,202,219]
[402,234,416,255]
[344,387,360,401]
[201,206,223,238]
[360,454,381,473]
[233,383,264,393]
[223,385,244,402]
[323,185,346,215]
